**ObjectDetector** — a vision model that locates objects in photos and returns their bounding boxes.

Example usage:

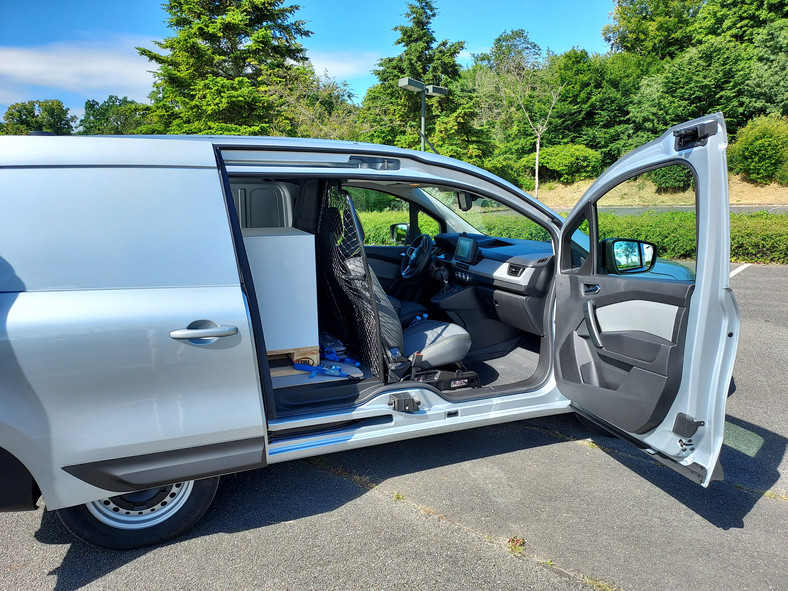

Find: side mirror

[456,191,473,212]
[389,222,409,245]
[602,238,657,274]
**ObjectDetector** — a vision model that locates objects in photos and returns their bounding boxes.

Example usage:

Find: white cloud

[0,36,159,109]
[457,49,475,67]
[307,50,380,80]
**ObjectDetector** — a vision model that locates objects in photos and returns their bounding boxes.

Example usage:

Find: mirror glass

[612,239,655,272]
[389,222,409,245]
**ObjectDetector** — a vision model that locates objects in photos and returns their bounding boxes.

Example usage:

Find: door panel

[365,245,405,289]
[555,274,692,434]
[6,287,265,510]
[555,113,740,486]
[595,300,679,341]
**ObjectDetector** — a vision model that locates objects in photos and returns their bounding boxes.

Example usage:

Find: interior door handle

[169,325,238,340]
[584,284,600,295]
[582,301,603,348]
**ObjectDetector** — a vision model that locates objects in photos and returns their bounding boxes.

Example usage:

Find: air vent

[537,257,551,264]
[507,264,524,277]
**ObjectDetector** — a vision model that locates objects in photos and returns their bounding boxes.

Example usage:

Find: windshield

[421,188,551,241]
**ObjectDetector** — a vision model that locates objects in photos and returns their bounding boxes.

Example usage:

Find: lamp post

[398,77,448,151]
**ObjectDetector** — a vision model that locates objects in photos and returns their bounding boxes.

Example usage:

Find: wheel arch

[0,446,41,511]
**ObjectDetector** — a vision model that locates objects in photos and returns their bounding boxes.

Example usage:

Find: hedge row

[357,211,551,245]
[358,210,788,264]
[600,211,788,263]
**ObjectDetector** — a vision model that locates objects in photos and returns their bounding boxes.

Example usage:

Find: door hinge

[673,120,718,151]
[673,412,704,438]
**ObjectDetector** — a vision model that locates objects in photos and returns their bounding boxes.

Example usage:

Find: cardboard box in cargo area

[242,227,319,366]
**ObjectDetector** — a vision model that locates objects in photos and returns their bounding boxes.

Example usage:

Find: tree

[470,30,563,196]
[271,66,364,140]
[549,50,659,164]
[748,19,788,116]
[691,0,788,45]
[2,100,76,135]
[137,0,310,134]
[78,96,148,135]
[602,0,704,59]
[431,91,491,167]
[359,0,464,148]
[628,37,755,136]
[473,28,541,72]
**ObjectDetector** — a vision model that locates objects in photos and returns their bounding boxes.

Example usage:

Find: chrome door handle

[584,284,600,295]
[169,325,238,340]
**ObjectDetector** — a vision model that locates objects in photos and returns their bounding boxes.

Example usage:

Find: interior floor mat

[466,335,540,388]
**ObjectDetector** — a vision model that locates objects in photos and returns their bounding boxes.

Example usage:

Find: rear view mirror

[456,191,472,212]
[602,238,656,274]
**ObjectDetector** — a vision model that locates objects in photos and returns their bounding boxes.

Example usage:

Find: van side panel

[0,164,266,509]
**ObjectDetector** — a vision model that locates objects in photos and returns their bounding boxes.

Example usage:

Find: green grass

[357,210,788,264]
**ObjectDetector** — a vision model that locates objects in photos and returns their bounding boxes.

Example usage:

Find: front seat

[322,192,471,377]
[387,294,428,327]
[367,260,471,371]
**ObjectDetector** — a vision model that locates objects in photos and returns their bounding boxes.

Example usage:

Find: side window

[564,213,591,272]
[596,163,696,281]
[345,187,407,245]
[345,187,440,246]
[416,209,441,237]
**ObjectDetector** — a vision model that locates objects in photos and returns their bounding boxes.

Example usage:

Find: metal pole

[420,89,426,152]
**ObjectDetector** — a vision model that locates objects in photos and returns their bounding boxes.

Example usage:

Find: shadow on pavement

[34,405,784,589]
[542,411,786,531]
[33,419,570,591]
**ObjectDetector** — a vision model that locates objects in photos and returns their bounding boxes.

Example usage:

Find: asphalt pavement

[552,205,788,215]
[0,264,785,591]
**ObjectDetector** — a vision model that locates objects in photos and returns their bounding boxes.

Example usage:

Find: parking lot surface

[1,264,785,591]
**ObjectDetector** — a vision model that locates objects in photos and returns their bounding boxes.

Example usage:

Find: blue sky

[0,0,615,120]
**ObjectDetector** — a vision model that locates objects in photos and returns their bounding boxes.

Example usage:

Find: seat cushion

[402,320,471,369]
[388,295,428,326]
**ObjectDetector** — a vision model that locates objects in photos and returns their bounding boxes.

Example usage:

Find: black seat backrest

[315,183,386,379]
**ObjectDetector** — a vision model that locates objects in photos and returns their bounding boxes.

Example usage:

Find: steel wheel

[86,481,194,530]
[57,476,219,550]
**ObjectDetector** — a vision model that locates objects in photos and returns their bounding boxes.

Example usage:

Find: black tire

[575,413,614,437]
[56,476,219,550]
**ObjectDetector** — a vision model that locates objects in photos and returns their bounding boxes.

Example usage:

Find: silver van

[0,113,739,549]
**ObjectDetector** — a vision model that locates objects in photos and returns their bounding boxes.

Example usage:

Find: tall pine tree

[359,0,464,148]
[137,0,310,134]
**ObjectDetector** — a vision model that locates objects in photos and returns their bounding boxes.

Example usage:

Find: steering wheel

[401,234,434,279]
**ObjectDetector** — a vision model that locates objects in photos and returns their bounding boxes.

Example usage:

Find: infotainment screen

[454,236,478,264]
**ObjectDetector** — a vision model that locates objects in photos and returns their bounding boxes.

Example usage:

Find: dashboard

[433,233,555,297]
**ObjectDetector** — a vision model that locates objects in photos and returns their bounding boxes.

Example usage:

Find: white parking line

[730,263,751,279]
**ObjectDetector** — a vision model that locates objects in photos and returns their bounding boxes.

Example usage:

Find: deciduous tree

[1,100,76,135]
[78,96,148,135]
[470,30,563,196]
[628,36,755,135]
[602,0,704,59]
[691,0,788,45]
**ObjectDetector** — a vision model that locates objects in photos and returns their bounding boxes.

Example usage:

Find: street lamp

[398,77,448,151]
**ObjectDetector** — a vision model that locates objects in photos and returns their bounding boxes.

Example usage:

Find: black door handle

[583,300,603,348]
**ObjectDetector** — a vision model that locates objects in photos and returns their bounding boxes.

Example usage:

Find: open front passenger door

[553,113,740,486]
